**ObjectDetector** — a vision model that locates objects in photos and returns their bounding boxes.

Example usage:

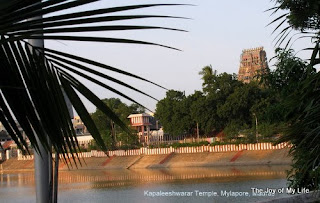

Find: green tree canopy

[261,49,315,97]
[274,0,320,31]
[218,82,262,125]
[199,65,241,98]
[155,90,193,137]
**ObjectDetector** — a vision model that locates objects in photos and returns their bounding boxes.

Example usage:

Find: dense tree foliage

[157,66,269,141]
[156,47,316,146]
[261,49,313,96]
[274,0,320,31]
[155,90,194,137]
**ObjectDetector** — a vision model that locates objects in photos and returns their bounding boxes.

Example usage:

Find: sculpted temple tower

[238,47,268,83]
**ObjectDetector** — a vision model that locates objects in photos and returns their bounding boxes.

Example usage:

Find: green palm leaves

[0,1,185,155]
[269,0,320,189]
[268,0,320,65]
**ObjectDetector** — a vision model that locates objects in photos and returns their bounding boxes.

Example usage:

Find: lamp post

[29,12,51,203]
[196,122,199,142]
[253,113,258,143]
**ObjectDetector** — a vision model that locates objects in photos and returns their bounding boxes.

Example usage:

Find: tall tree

[189,91,207,135]
[218,82,262,126]
[218,82,266,141]
[199,65,217,94]
[261,49,315,97]
[199,68,242,133]
[155,90,193,137]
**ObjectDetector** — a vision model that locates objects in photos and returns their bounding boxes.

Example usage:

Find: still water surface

[0,165,292,203]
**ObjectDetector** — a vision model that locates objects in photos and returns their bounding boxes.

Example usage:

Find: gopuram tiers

[238,47,268,83]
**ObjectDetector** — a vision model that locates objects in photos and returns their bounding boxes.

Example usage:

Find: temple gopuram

[238,47,268,83]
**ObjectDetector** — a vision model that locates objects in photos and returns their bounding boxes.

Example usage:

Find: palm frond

[0,1,185,158]
[268,1,320,65]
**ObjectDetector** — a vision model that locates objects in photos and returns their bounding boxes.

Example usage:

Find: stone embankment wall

[13,142,290,160]
[0,143,292,171]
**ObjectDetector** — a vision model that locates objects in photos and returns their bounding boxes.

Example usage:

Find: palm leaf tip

[0,1,185,158]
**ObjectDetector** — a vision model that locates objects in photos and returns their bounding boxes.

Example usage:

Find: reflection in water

[0,166,289,188]
[0,166,291,203]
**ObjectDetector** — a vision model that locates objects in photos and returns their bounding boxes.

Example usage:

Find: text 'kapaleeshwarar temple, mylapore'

[238,47,268,83]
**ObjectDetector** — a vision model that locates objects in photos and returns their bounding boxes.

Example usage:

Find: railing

[13,142,291,160]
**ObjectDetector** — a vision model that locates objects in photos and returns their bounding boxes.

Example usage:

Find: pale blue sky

[46,1,313,113]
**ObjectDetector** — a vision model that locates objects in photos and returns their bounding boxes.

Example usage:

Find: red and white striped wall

[15,142,291,160]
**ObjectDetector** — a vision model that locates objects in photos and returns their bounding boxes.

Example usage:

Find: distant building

[0,130,12,142]
[127,113,162,143]
[72,116,93,148]
[72,113,163,146]
[0,116,94,149]
[238,47,268,83]
[73,116,90,135]
[0,122,27,149]
[0,122,4,132]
